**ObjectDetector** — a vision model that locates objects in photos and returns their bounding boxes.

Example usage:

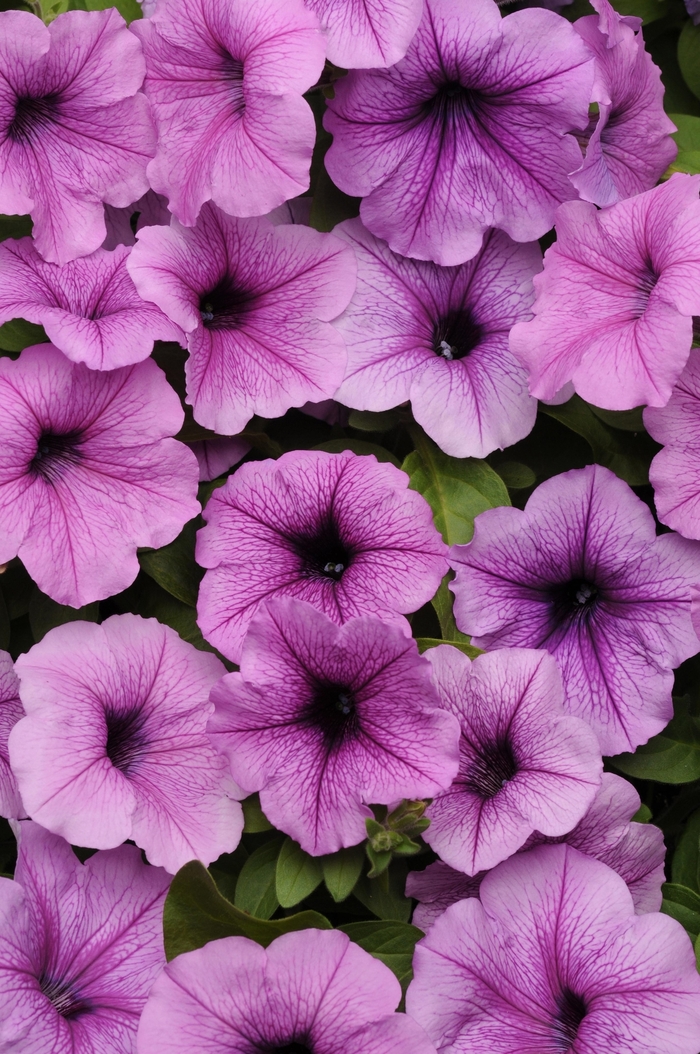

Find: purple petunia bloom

[190,437,250,483]
[407,771,666,929]
[407,843,700,1054]
[305,0,423,68]
[645,351,700,540]
[196,449,449,663]
[0,650,23,820]
[0,821,170,1054]
[333,219,540,458]
[324,0,594,266]
[102,190,170,251]
[509,174,700,410]
[128,204,355,434]
[208,598,459,856]
[132,0,324,227]
[0,239,180,371]
[10,615,243,875]
[570,0,676,207]
[422,646,601,875]
[0,344,199,608]
[138,929,436,1054]
[0,9,154,265]
[450,464,700,755]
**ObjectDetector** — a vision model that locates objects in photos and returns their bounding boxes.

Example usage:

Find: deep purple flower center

[463,737,518,799]
[200,277,254,330]
[305,681,358,748]
[554,987,587,1048]
[220,53,245,117]
[40,976,91,1019]
[105,707,148,776]
[549,578,600,627]
[8,93,60,144]
[632,259,660,319]
[30,431,84,484]
[432,308,484,361]
[423,80,481,122]
[292,519,352,582]
[266,1045,312,1054]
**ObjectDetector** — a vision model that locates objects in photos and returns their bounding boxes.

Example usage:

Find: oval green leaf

[322,845,366,903]
[275,838,324,908]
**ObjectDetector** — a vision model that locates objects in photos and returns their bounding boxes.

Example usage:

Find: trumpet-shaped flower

[0,650,23,820]
[132,0,324,226]
[305,0,423,68]
[10,615,242,874]
[509,174,700,409]
[324,0,594,265]
[196,449,448,662]
[128,204,355,434]
[0,9,154,264]
[450,464,700,754]
[208,598,460,856]
[0,821,170,1054]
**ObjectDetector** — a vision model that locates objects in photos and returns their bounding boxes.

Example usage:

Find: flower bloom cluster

[0,0,700,1052]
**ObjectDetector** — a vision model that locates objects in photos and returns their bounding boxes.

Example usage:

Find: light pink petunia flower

[0,344,199,607]
[10,615,243,875]
[305,0,423,68]
[422,646,601,875]
[0,238,180,370]
[132,0,325,226]
[407,844,700,1054]
[189,437,251,483]
[196,449,448,663]
[333,218,540,458]
[0,650,23,820]
[128,204,355,434]
[208,598,460,856]
[0,9,154,264]
[0,821,170,1054]
[509,174,700,410]
[102,190,171,251]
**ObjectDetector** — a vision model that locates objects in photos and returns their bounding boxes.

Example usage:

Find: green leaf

[0,214,32,240]
[275,838,324,908]
[430,573,471,646]
[242,794,273,834]
[403,429,510,546]
[235,836,285,919]
[415,637,482,659]
[348,409,401,433]
[661,883,700,939]
[309,166,360,232]
[312,439,401,467]
[353,863,412,922]
[493,461,536,490]
[666,114,700,176]
[28,587,99,643]
[0,318,48,353]
[588,405,646,432]
[163,861,331,961]
[679,21,700,102]
[610,0,668,23]
[540,395,658,486]
[47,0,142,19]
[613,696,700,784]
[338,921,424,993]
[322,845,365,903]
[138,519,202,607]
[672,809,700,892]
[632,804,653,824]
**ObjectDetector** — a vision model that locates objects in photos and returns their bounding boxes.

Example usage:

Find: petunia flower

[570,0,676,207]
[137,929,437,1054]
[0,239,181,371]
[332,218,540,458]
[127,204,355,434]
[305,0,423,68]
[0,821,170,1054]
[509,174,700,410]
[0,9,154,265]
[422,646,601,875]
[10,614,243,875]
[132,0,325,227]
[103,190,170,251]
[407,843,700,1054]
[196,449,449,663]
[644,350,700,540]
[208,598,460,856]
[407,771,666,929]
[450,464,700,755]
[324,0,594,265]
[0,650,23,820]
[189,437,250,483]
[0,344,199,608]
